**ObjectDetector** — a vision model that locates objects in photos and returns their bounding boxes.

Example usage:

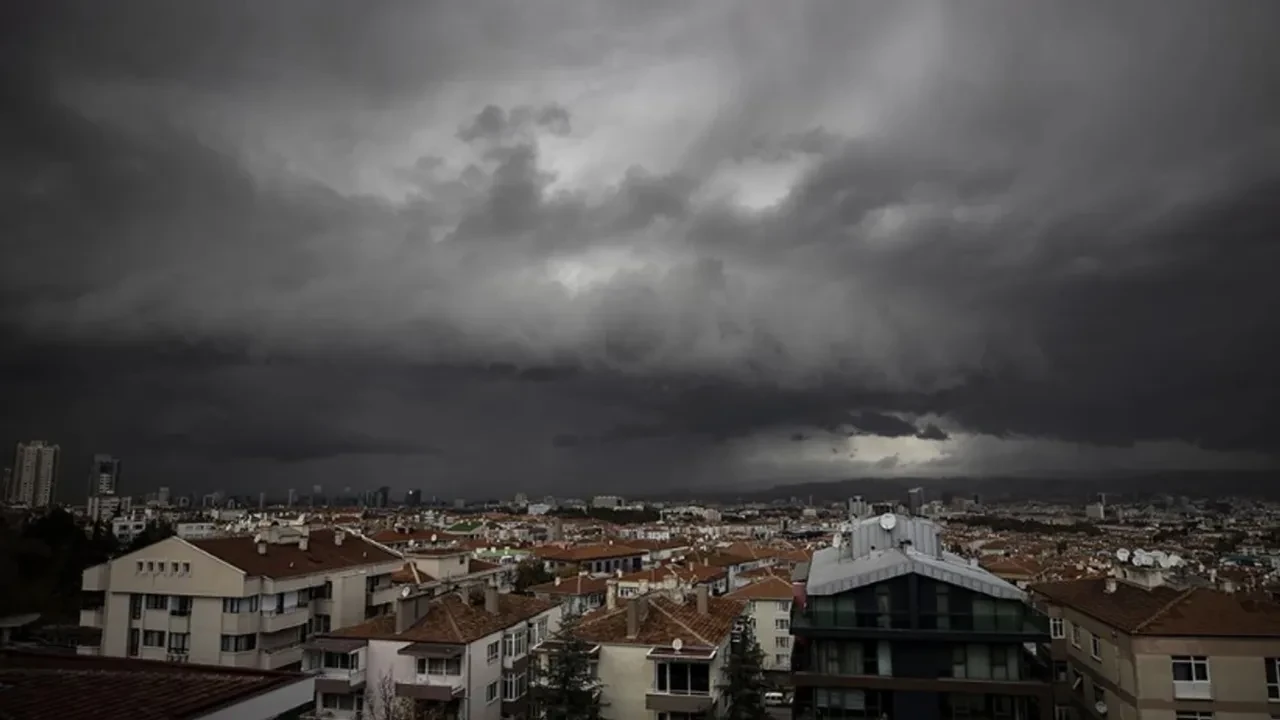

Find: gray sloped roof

[806,545,1025,601]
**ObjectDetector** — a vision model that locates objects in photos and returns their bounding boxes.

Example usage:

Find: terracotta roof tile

[574,594,745,647]
[533,544,645,562]
[191,529,400,579]
[329,592,557,644]
[1031,578,1280,636]
[528,575,612,596]
[726,575,794,601]
[0,649,306,720]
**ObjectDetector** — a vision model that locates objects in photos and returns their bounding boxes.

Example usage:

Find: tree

[365,670,441,720]
[513,558,554,594]
[531,610,606,720]
[720,615,770,720]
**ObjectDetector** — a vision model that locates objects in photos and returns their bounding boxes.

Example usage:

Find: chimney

[696,584,709,615]
[334,531,345,546]
[484,583,500,614]
[395,595,419,634]
[1222,579,1236,594]
[1104,578,1117,594]
[626,596,647,639]
[256,541,267,555]
[606,579,618,610]
[299,536,309,552]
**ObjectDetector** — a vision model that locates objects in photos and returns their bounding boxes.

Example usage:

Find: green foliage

[0,509,118,620]
[531,610,606,720]
[513,558,554,594]
[721,616,771,720]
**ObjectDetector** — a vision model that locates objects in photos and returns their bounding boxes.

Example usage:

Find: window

[310,614,331,634]
[486,681,498,703]
[170,562,179,574]
[774,653,790,668]
[128,629,140,657]
[181,562,191,574]
[1172,655,1210,682]
[502,671,527,701]
[953,644,1023,681]
[146,561,155,572]
[222,598,242,613]
[321,694,364,712]
[220,633,257,652]
[144,594,168,610]
[1070,623,1081,648]
[129,594,142,620]
[136,561,144,573]
[1090,635,1102,661]
[503,629,528,657]
[1050,617,1065,639]
[1267,657,1279,700]
[322,651,359,670]
[1054,706,1072,720]
[778,600,791,612]
[655,662,711,695]
[775,618,790,631]
[142,630,166,648]
[487,640,500,663]
[775,636,790,649]
[1175,713,1214,720]
[416,657,462,676]
[168,633,190,653]
[1053,661,1068,682]
[171,597,192,616]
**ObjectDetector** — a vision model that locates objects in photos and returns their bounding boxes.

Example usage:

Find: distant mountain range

[646,470,1280,504]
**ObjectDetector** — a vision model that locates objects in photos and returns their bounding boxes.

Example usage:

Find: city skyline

[3,2,1279,496]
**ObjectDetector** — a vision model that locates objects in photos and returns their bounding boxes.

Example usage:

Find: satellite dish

[671,638,684,653]
[879,513,897,531]
[1115,549,1130,563]
[1168,554,1184,567]
[430,534,438,543]
[1157,555,1173,569]
[1094,701,1108,715]
[1132,550,1149,566]
[832,533,843,548]
[400,586,412,598]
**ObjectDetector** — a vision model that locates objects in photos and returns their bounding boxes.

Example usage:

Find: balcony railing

[1173,680,1213,700]
[792,611,1047,634]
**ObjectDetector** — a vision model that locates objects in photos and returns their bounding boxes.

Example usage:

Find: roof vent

[334,531,345,546]
[256,541,267,555]
[1104,578,1117,594]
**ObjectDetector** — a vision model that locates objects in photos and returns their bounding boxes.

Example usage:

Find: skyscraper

[404,489,421,507]
[11,441,60,507]
[86,454,124,521]
[907,486,925,515]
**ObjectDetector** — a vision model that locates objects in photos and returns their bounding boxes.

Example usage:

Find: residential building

[10,440,59,507]
[0,649,315,720]
[534,544,647,576]
[304,584,560,720]
[87,453,125,522]
[78,526,404,670]
[528,574,611,615]
[612,564,730,600]
[1031,567,1280,720]
[727,574,795,675]
[791,513,1054,720]
[559,584,746,720]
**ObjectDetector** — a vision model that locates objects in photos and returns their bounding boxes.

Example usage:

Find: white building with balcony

[726,574,795,674]
[304,584,560,720]
[78,526,404,670]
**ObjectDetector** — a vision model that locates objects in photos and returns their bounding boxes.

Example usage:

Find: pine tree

[721,614,771,720]
[531,609,606,720]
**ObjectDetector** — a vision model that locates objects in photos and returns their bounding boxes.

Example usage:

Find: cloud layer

[3,0,1279,494]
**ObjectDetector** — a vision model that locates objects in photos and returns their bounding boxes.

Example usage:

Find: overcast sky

[3,0,1279,499]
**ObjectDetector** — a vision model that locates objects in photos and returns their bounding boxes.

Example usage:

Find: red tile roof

[528,575,612,596]
[330,592,557,644]
[533,544,646,562]
[575,593,745,647]
[192,529,400,579]
[1031,578,1280,636]
[0,649,308,720]
[726,575,794,601]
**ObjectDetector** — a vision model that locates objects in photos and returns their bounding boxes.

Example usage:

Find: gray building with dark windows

[791,513,1053,720]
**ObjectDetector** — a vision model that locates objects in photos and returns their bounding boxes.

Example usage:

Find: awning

[398,643,464,658]
[302,638,366,653]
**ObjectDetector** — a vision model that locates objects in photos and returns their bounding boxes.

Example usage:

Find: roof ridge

[1132,586,1198,634]
[440,596,465,642]
[651,598,713,646]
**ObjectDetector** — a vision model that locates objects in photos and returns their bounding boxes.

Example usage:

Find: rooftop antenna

[1115,549,1130,563]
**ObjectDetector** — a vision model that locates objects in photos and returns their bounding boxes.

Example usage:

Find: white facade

[10,440,59,507]
[743,597,794,672]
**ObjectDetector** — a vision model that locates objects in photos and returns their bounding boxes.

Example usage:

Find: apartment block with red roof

[79,525,404,671]
[306,584,560,720]
[727,574,797,675]
[1030,565,1280,720]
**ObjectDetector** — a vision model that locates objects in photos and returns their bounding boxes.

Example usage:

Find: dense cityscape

[3,439,1279,720]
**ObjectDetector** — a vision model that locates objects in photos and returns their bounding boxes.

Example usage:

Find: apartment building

[528,574,611,615]
[727,574,795,675]
[1030,568,1280,720]
[563,584,746,720]
[791,513,1054,720]
[79,526,403,670]
[612,564,730,600]
[304,584,560,720]
[534,544,647,576]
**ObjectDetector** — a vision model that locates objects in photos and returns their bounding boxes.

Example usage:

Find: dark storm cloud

[3,0,1280,495]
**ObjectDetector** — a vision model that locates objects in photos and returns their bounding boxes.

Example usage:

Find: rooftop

[0,649,311,720]
[1030,577,1280,637]
[726,575,794,601]
[575,592,745,647]
[192,529,400,580]
[328,591,557,645]
[527,574,612,596]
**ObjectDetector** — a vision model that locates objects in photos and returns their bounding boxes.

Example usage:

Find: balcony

[262,605,311,633]
[395,674,465,702]
[367,585,402,608]
[1173,680,1213,700]
[79,608,104,628]
[792,610,1047,637]
[263,643,305,669]
[221,611,261,635]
